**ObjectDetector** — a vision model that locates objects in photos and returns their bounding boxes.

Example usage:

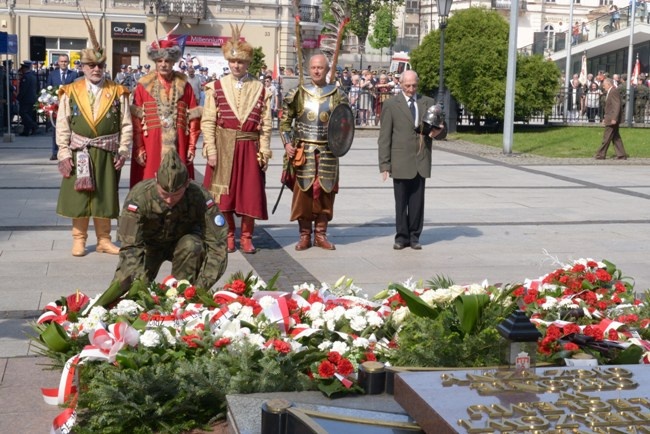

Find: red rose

[364,352,377,362]
[318,360,336,378]
[337,358,355,376]
[327,351,342,364]
[184,286,197,299]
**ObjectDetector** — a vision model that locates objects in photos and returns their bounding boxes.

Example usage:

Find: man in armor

[280,54,349,251]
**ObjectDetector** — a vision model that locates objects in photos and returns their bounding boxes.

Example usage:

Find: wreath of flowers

[35,85,60,123]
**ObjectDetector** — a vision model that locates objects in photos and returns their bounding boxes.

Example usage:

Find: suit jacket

[604,87,624,125]
[17,70,38,105]
[378,92,436,179]
[47,68,78,87]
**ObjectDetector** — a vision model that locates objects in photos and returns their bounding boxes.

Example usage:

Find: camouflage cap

[156,151,188,193]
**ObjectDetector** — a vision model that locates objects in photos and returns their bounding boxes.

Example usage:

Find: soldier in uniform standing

[280,54,350,251]
[113,151,228,291]
[634,73,649,124]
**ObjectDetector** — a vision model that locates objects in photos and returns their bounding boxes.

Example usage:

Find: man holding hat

[202,24,272,254]
[113,150,228,291]
[17,60,39,136]
[55,19,133,257]
[130,37,201,187]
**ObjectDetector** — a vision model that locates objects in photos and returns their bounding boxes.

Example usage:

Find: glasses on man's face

[85,63,105,70]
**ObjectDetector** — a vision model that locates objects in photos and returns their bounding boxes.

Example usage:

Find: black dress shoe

[19,131,31,137]
[49,155,57,161]
[393,242,408,250]
[411,242,422,250]
[616,156,628,160]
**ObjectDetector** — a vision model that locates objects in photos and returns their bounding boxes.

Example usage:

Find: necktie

[62,71,66,83]
[409,97,416,121]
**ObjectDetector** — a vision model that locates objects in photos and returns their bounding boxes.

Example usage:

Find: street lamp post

[436,0,453,130]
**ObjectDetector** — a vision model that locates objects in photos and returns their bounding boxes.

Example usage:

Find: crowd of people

[562,70,649,125]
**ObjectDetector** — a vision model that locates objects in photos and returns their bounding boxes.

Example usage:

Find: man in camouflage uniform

[113,151,228,291]
[634,73,649,124]
[280,54,350,251]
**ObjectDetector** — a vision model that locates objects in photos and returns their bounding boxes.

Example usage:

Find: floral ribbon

[42,322,139,433]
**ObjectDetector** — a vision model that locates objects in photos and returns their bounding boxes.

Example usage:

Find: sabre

[272,183,285,215]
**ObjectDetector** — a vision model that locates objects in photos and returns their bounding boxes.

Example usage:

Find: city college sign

[112,22,146,39]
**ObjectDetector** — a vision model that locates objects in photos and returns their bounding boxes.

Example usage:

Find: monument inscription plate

[394,365,650,433]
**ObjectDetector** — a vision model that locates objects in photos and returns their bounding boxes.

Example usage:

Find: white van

[389,52,411,75]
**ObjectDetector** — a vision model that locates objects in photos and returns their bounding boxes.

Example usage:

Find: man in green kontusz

[101,151,228,305]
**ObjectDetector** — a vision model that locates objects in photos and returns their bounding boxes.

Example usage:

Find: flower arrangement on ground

[32,259,650,433]
[34,85,60,124]
[517,258,650,364]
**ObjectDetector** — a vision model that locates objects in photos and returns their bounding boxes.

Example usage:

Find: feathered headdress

[147,22,183,62]
[79,9,106,64]
[318,1,351,83]
[223,24,253,62]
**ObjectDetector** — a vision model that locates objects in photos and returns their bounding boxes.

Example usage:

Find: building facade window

[46,38,87,51]
[405,23,419,38]
[406,0,420,13]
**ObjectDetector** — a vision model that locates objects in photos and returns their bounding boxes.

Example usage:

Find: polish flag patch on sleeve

[206,199,215,209]
[127,203,138,212]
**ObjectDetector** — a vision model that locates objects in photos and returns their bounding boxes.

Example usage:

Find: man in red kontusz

[130,38,202,187]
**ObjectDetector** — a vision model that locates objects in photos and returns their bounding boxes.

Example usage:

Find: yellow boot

[71,217,89,257]
[94,218,120,255]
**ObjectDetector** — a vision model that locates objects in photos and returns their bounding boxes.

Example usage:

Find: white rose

[392,306,410,325]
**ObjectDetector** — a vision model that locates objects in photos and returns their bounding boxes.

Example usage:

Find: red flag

[632,56,640,86]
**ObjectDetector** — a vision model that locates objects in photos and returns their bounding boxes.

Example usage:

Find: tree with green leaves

[249,47,266,78]
[368,3,398,53]
[410,7,560,123]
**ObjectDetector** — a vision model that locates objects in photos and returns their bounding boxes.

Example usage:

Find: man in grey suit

[378,70,440,250]
[595,78,627,160]
[46,54,78,160]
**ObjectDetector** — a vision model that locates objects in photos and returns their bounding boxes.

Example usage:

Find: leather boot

[240,216,257,254]
[314,215,335,250]
[71,217,89,257]
[295,219,312,251]
[94,218,120,255]
[223,211,236,253]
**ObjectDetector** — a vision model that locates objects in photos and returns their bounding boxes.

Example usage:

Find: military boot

[295,219,312,251]
[240,216,257,254]
[71,217,90,257]
[94,218,120,255]
[314,215,335,250]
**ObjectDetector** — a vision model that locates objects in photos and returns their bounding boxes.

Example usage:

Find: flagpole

[625,0,637,126]
[563,0,575,123]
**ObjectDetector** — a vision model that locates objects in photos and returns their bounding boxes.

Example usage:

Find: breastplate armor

[294,84,338,143]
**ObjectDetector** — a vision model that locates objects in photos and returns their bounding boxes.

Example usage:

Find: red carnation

[230,280,247,295]
[564,342,580,351]
[583,325,604,341]
[572,264,586,273]
[337,358,354,376]
[563,323,581,336]
[182,334,201,348]
[318,360,336,378]
[273,339,292,354]
[608,329,619,340]
[214,337,231,348]
[327,351,342,364]
[546,324,563,340]
[513,286,525,297]
[595,269,612,282]
[586,260,598,268]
